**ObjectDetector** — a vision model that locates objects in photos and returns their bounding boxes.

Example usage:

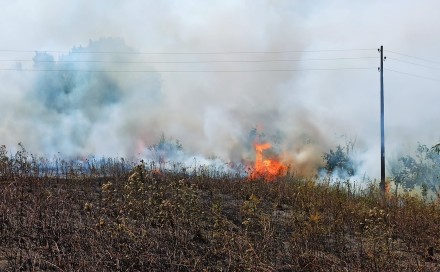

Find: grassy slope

[1,167,440,271]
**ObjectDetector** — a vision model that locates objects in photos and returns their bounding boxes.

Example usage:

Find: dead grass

[1,161,440,271]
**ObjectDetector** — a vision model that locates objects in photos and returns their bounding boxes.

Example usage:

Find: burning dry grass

[250,142,287,182]
[1,163,440,271]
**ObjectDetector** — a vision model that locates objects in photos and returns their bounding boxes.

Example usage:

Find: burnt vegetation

[1,144,440,271]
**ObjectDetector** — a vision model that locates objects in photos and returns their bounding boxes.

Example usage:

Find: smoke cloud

[1,1,440,179]
[1,38,163,156]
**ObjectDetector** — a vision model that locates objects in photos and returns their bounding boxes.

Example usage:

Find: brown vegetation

[1,152,440,271]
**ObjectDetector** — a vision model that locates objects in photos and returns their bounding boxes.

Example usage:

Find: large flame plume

[250,142,287,181]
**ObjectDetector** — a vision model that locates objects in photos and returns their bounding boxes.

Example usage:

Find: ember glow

[250,142,287,181]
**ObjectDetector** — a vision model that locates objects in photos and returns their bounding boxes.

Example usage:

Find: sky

[0,0,439,178]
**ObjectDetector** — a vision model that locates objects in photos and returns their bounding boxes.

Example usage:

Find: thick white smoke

[0,38,164,156]
[1,1,440,180]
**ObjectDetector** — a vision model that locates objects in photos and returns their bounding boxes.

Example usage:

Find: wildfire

[250,142,287,181]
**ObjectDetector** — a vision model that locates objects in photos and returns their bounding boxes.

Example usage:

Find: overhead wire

[384,49,440,83]
[385,68,440,83]
[386,49,440,65]
[2,46,439,99]
[386,57,440,71]
[0,56,377,64]
[0,47,378,73]
[1,46,438,87]
[0,67,377,73]
[0,48,377,55]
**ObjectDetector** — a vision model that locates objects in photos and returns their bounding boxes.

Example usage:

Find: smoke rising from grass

[1,38,163,156]
[1,1,440,179]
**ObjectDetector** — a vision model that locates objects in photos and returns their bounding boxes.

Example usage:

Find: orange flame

[250,143,287,181]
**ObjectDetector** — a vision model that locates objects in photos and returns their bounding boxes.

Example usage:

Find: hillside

[1,163,440,271]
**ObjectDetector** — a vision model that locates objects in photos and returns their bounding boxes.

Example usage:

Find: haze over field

[0,1,439,178]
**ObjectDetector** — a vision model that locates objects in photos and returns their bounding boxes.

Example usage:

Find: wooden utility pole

[379,46,386,193]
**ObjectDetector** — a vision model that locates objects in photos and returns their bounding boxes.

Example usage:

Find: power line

[385,68,440,82]
[0,57,377,63]
[387,57,440,71]
[386,49,440,65]
[0,56,376,64]
[0,67,376,73]
[0,48,377,55]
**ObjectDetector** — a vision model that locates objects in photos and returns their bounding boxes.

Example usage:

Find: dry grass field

[1,155,440,271]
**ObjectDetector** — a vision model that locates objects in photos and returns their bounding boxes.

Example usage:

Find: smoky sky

[1,0,440,178]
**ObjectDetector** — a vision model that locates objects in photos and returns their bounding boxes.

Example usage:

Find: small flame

[250,142,287,181]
